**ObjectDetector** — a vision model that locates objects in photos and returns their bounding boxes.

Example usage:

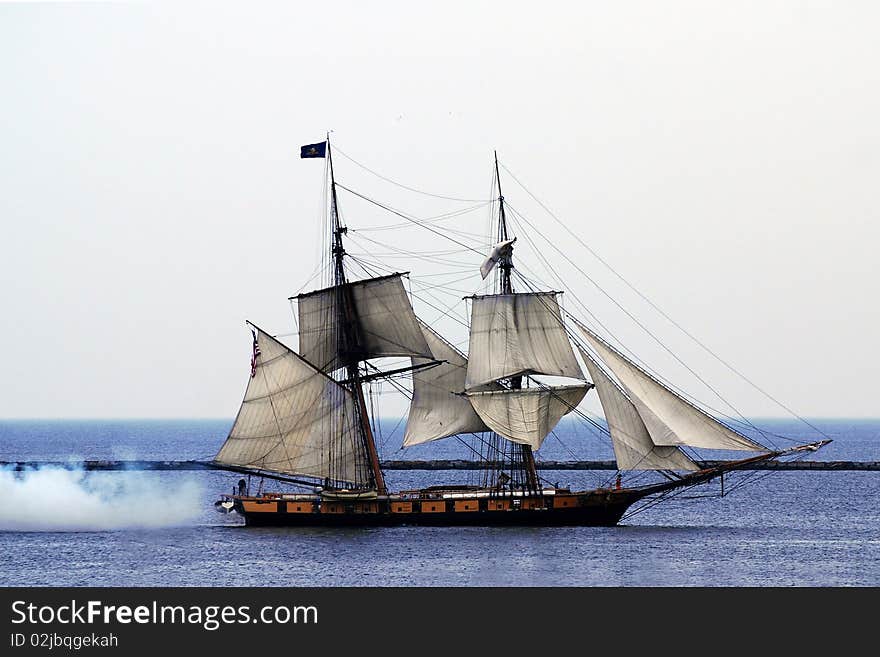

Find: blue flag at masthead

[300,141,327,158]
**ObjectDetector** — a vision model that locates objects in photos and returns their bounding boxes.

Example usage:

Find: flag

[300,141,327,158]
[250,330,261,378]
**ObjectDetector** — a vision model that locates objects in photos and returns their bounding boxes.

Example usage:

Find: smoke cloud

[0,467,203,531]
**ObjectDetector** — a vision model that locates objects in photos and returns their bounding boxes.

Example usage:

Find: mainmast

[493,151,540,491]
[327,137,387,494]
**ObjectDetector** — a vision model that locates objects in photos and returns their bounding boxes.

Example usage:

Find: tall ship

[212,138,828,526]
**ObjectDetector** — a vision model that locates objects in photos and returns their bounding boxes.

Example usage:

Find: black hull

[241,507,630,527]
[236,493,639,528]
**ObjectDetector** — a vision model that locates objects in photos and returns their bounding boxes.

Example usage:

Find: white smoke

[0,467,204,531]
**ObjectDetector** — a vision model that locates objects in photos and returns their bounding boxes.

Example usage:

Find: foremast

[491,150,540,492]
[327,138,387,494]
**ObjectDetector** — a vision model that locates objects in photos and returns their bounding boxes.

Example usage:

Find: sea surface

[0,418,878,586]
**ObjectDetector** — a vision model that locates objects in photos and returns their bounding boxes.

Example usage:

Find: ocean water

[0,419,878,586]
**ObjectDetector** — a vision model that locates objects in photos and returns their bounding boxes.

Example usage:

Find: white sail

[578,346,699,470]
[215,328,367,484]
[465,292,584,390]
[297,273,432,372]
[466,385,589,450]
[403,323,495,446]
[577,326,766,452]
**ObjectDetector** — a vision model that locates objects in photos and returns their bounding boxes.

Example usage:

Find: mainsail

[465,292,584,389]
[578,345,699,470]
[215,327,370,485]
[403,323,495,446]
[296,273,432,373]
[577,325,766,452]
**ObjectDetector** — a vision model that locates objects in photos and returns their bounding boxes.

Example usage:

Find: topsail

[296,273,433,373]
[465,292,584,390]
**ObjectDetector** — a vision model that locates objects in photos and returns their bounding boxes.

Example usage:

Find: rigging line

[720,467,776,497]
[352,202,493,232]
[344,253,394,278]
[344,241,480,257]
[409,288,471,330]
[344,231,482,269]
[536,437,574,468]
[622,485,695,521]
[368,269,473,328]
[502,164,829,442]
[333,145,489,203]
[290,260,331,299]
[350,252,480,269]
[335,183,488,256]
[407,274,481,294]
[543,427,606,487]
[392,269,484,279]
[455,436,493,462]
[348,247,478,258]
[505,209,775,449]
[346,230,478,257]
[358,222,494,241]
[622,472,731,520]
[721,447,816,496]
[346,251,473,328]
[351,254,475,275]
[344,255,382,282]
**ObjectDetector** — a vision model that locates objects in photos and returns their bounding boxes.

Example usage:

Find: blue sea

[0,419,878,586]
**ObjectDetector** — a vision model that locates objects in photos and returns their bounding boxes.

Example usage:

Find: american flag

[250,330,261,378]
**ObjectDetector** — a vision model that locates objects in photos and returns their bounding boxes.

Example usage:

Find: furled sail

[578,346,699,470]
[296,273,433,372]
[480,238,517,279]
[465,292,584,389]
[466,385,590,450]
[404,323,495,446]
[215,327,369,484]
[577,326,766,452]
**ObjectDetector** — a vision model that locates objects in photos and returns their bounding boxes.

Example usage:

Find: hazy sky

[2,1,878,419]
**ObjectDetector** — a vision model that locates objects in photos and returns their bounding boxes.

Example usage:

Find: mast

[327,137,387,494]
[493,151,540,491]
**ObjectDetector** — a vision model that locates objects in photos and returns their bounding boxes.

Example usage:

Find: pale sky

[1,1,878,419]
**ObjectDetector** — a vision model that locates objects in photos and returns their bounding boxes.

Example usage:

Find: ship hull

[240,506,630,527]
[232,489,641,528]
